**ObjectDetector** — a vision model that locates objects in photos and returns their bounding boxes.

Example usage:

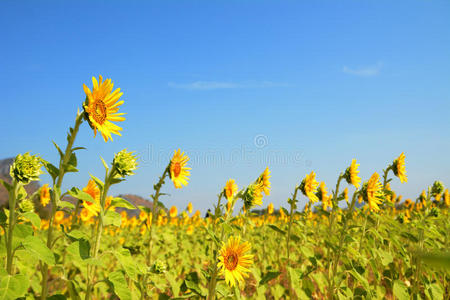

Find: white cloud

[342,61,383,77]
[168,81,288,90]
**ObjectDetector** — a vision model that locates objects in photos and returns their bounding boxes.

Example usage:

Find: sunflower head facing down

[299,171,319,203]
[257,167,271,196]
[392,152,407,183]
[361,172,385,212]
[224,179,238,201]
[243,183,263,209]
[217,236,253,287]
[83,75,125,142]
[169,149,191,189]
[344,159,361,188]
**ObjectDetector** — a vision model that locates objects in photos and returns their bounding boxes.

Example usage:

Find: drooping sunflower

[344,159,361,188]
[169,149,191,189]
[83,75,125,142]
[392,152,407,183]
[267,202,274,215]
[243,183,263,209]
[82,179,101,216]
[40,184,51,207]
[317,182,332,210]
[362,172,384,212]
[258,167,271,196]
[217,236,254,287]
[224,179,238,201]
[300,171,319,203]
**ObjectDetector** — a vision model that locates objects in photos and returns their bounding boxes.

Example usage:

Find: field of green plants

[0,76,448,299]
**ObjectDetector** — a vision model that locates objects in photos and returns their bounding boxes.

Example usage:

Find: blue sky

[1,0,449,212]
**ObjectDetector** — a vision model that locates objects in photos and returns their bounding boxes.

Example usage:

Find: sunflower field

[0,76,449,300]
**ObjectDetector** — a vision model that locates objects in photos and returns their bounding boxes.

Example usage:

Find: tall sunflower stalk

[40,111,84,299]
[1,153,43,275]
[140,149,190,299]
[85,149,138,300]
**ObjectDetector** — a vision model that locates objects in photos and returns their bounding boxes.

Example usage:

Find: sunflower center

[224,252,239,270]
[92,99,107,124]
[173,162,181,177]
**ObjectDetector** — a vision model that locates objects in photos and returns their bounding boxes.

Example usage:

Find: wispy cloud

[342,61,383,77]
[168,81,289,90]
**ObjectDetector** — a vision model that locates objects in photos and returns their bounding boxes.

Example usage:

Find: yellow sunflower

[258,167,271,196]
[444,189,449,207]
[54,211,65,224]
[217,236,254,287]
[344,159,361,188]
[393,152,407,183]
[169,206,178,218]
[224,179,238,201]
[267,202,274,215]
[187,202,193,214]
[83,75,125,142]
[80,208,93,223]
[169,149,191,189]
[82,179,101,216]
[40,184,51,207]
[318,182,332,210]
[363,172,384,212]
[300,171,319,202]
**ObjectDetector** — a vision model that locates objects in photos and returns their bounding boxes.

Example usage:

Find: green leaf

[0,179,12,193]
[47,294,67,300]
[42,161,59,182]
[0,270,29,300]
[267,224,286,235]
[67,187,94,203]
[110,197,136,210]
[100,156,109,171]
[103,211,121,227]
[349,269,369,290]
[71,147,86,152]
[89,174,104,190]
[22,235,55,265]
[21,212,41,228]
[108,271,132,300]
[114,248,139,279]
[52,141,64,159]
[417,251,450,269]
[393,280,409,300]
[378,249,393,266]
[67,239,90,260]
[58,201,75,210]
[259,271,281,285]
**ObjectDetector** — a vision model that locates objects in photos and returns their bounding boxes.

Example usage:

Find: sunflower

[392,152,407,183]
[343,187,349,205]
[362,172,384,212]
[169,206,178,218]
[40,184,51,207]
[54,211,65,224]
[224,179,238,201]
[186,225,194,235]
[187,202,193,214]
[258,167,271,196]
[139,210,148,222]
[169,149,191,189]
[267,202,274,215]
[317,182,332,210]
[344,159,361,188]
[82,179,101,216]
[217,236,254,287]
[243,183,263,209]
[80,208,93,223]
[444,189,449,207]
[300,171,319,202]
[83,75,125,142]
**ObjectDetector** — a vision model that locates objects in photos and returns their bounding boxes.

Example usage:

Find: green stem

[85,166,116,300]
[6,180,19,274]
[329,191,359,299]
[41,111,83,300]
[286,187,299,299]
[358,213,368,253]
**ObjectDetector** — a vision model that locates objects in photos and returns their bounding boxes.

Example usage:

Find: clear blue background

[1,0,449,212]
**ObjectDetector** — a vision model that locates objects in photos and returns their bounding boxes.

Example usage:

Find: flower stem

[41,111,83,300]
[5,180,19,275]
[286,186,299,299]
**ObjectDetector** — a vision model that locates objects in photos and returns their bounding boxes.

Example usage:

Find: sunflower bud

[150,260,167,274]
[10,153,43,184]
[113,149,138,177]
[19,198,35,213]
[431,181,444,199]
